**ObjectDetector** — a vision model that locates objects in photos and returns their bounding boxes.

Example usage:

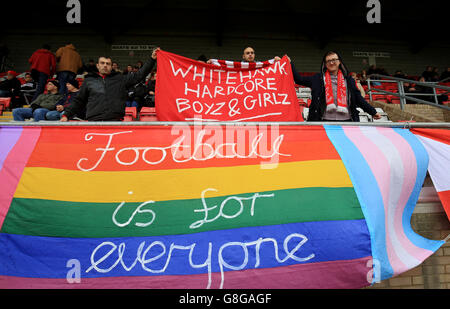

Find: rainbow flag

[0,124,445,289]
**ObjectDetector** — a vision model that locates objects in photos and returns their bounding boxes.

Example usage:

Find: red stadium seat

[139,106,157,121]
[0,97,11,110]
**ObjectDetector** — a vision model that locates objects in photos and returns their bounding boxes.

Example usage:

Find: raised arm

[124,48,159,88]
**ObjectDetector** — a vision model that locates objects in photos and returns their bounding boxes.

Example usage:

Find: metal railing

[367,74,450,111]
[1,121,449,128]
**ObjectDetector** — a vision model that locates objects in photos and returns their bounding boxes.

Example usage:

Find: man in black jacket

[61,48,159,121]
[286,51,380,122]
[0,71,22,107]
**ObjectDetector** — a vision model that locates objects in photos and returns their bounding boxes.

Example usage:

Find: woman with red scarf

[287,51,380,122]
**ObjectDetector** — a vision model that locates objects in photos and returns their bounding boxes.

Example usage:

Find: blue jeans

[13,107,50,121]
[126,100,138,108]
[31,70,49,101]
[57,71,76,94]
[46,110,62,120]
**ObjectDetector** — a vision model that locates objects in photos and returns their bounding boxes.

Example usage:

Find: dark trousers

[30,70,49,101]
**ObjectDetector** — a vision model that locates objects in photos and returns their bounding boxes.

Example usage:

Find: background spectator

[13,79,62,121]
[55,43,83,94]
[18,72,37,108]
[421,66,434,81]
[46,79,83,120]
[28,44,56,100]
[84,59,98,74]
[439,67,450,81]
[0,70,21,108]
[351,72,366,97]
[112,62,122,73]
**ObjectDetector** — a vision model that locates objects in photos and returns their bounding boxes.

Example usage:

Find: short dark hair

[98,56,112,63]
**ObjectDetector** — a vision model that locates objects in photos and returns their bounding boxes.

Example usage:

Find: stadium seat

[123,107,137,122]
[139,106,157,121]
[0,97,11,110]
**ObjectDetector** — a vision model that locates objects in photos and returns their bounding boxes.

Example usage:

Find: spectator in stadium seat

[284,51,380,122]
[112,62,122,73]
[84,59,98,74]
[439,67,450,81]
[28,44,56,101]
[421,66,434,81]
[136,60,144,69]
[17,73,37,108]
[403,77,447,104]
[61,48,159,122]
[0,71,21,107]
[55,43,83,94]
[143,70,157,108]
[394,70,407,79]
[351,72,366,97]
[13,79,63,121]
[46,79,83,120]
[123,64,134,75]
[359,69,368,86]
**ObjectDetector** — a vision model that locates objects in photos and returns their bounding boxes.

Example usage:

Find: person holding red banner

[61,48,160,122]
[286,51,381,122]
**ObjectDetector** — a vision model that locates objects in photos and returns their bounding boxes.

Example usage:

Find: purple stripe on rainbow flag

[0,127,41,229]
[0,127,23,171]
[0,256,372,289]
[341,126,439,276]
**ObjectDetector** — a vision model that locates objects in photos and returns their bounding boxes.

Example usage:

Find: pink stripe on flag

[342,127,407,275]
[377,128,434,265]
[0,256,372,289]
[0,127,41,230]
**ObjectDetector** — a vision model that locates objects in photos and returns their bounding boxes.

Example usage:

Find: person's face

[243,48,255,62]
[325,53,340,74]
[46,82,57,92]
[97,57,113,75]
[6,74,14,80]
[66,83,75,92]
[112,63,118,70]
[24,75,32,82]
[127,65,133,72]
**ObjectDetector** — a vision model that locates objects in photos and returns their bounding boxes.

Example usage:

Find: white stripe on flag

[225,61,234,68]
[241,62,249,69]
[256,62,263,68]
[416,135,450,192]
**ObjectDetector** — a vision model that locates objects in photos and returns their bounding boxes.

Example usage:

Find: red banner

[155,50,302,122]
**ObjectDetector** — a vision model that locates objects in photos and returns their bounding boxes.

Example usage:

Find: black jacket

[0,77,21,97]
[291,61,377,122]
[65,58,156,121]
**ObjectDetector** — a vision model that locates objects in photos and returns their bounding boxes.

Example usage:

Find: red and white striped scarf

[324,70,348,110]
[209,58,275,70]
